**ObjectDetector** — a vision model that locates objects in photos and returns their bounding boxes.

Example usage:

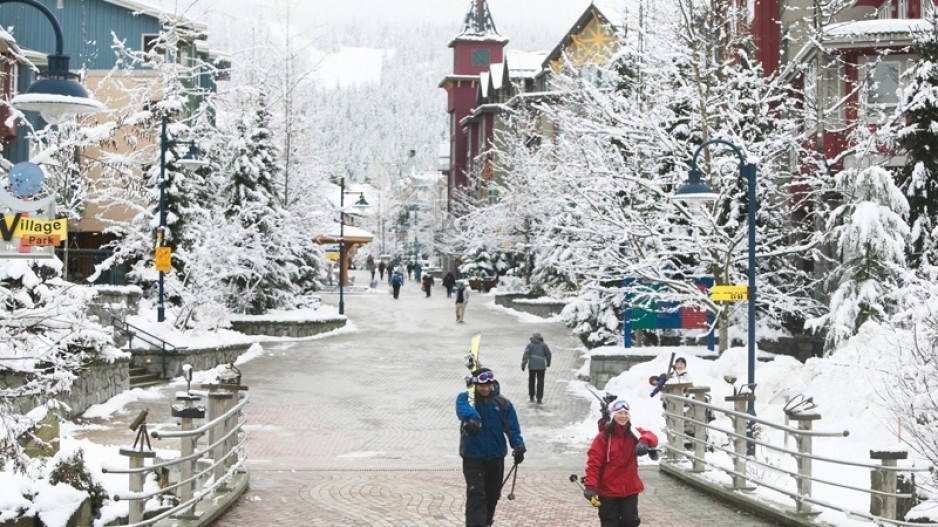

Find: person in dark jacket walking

[583,399,658,527]
[414,262,423,281]
[456,368,525,527]
[390,271,404,299]
[443,271,457,298]
[378,260,386,280]
[421,273,434,298]
[521,332,552,404]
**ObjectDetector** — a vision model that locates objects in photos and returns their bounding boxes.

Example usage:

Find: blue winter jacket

[456,384,524,460]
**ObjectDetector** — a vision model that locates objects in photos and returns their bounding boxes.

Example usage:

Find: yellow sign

[155,246,172,272]
[711,292,748,302]
[711,285,747,295]
[1,214,67,242]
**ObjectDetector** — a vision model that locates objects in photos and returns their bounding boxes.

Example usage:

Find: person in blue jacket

[456,368,525,527]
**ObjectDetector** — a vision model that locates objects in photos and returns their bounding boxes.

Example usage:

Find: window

[471,49,490,67]
[925,0,936,18]
[142,34,162,54]
[9,63,18,96]
[867,60,901,108]
[878,1,891,19]
[899,0,908,18]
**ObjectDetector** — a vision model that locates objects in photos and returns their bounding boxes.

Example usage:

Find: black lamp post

[675,138,759,455]
[338,177,368,315]
[157,114,206,322]
[1,0,105,122]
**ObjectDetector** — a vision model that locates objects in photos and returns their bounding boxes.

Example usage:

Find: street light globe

[175,145,209,170]
[12,81,106,125]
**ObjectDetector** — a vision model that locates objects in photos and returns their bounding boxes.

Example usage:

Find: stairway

[129,366,164,389]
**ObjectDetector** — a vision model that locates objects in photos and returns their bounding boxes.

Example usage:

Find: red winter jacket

[584,423,658,498]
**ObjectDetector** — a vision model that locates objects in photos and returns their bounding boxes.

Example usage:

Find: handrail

[102,413,246,475]
[152,394,248,439]
[665,393,849,437]
[113,386,248,525]
[660,388,929,525]
[664,410,928,472]
[111,315,187,378]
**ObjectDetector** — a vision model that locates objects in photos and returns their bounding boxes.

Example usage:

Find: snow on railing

[660,384,935,526]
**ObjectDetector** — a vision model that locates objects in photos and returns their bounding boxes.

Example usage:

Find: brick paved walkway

[78,270,779,526]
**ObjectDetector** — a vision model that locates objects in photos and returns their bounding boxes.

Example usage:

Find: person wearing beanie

[583,399,658,527]
[671,357,693,386]
[521,331,552,404]
[455,368,525,527]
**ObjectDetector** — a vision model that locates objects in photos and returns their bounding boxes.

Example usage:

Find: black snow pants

[462,457,504,527]
[597,494,640,527]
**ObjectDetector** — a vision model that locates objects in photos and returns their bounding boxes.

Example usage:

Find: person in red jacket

[583,399,658,527]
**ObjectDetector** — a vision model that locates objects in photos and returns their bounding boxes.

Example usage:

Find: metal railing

[111,316,187,378]
[102,369,248,527]
[660,384,935,526]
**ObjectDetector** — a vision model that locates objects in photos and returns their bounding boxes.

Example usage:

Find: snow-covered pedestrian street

[74,269,777,525]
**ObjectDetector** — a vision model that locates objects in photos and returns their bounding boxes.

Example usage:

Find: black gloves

[635,443,650,457]
[521,364,526,371]
[513,446,526,464]
[583,488,597,501]
[649,449,660,461]
[463,419,482,436]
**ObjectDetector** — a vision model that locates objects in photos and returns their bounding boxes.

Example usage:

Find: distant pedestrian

[583,399,658,527]
[325,263,335,286]
[407,261,415,279]
[443,271,457,298]
[521,332,552,404]
[455,281,470,323]
[421,273,434,298]
[414,262,423,281]
[367,255,376,280]
[388,265,395,285]
[378,261,386,280]
[391,271,404,299]
[456,368,525,527]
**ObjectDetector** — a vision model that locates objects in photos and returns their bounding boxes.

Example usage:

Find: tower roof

[455,0,507,42]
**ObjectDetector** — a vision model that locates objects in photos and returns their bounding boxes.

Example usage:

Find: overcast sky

[158,0,594,50]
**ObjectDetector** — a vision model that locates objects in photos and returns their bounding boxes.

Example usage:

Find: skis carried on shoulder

[649,352,677,397]
[465,332,483,405]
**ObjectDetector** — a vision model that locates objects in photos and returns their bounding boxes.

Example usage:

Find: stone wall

[132,343,254,378]
[2,358,130,419]
[494,294,567,318]
[87,286,142,348]
[228,317,346,338]
[588,353,654,389]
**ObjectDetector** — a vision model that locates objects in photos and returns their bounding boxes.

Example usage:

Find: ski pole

[568,474,601,507]
[503,461,519,500]
[501,462,517,488]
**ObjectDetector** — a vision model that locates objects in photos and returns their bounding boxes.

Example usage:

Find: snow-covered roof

[506,50,547,78]
[490,62,505,90]
[102,0,208,30]
[318,224,373,241]
[780,18,927,80]
[591,0,633,27]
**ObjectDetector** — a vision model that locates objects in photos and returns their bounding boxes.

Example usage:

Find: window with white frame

[9,62,18,95]
[899,0,908,18]
[925,0,936,18]
[866,59,902,109]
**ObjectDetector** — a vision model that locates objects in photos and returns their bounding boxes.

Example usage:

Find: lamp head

[723,374,737,385]
[176,144,208,170]
[12,55,106,124]
[675,168,719,202]
[354,194,369,207]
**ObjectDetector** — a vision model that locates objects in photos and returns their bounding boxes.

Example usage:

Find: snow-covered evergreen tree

[896,17,938,276]
[814,161,910,350]
[220,91,311,314]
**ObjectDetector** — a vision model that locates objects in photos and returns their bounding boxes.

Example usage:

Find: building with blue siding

[0,0,226,283]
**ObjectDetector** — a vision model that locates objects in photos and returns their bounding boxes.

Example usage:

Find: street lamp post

[2,0,106,122]
[338,177,368,315]
[157,114,206,322]
[675,138,758,455]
